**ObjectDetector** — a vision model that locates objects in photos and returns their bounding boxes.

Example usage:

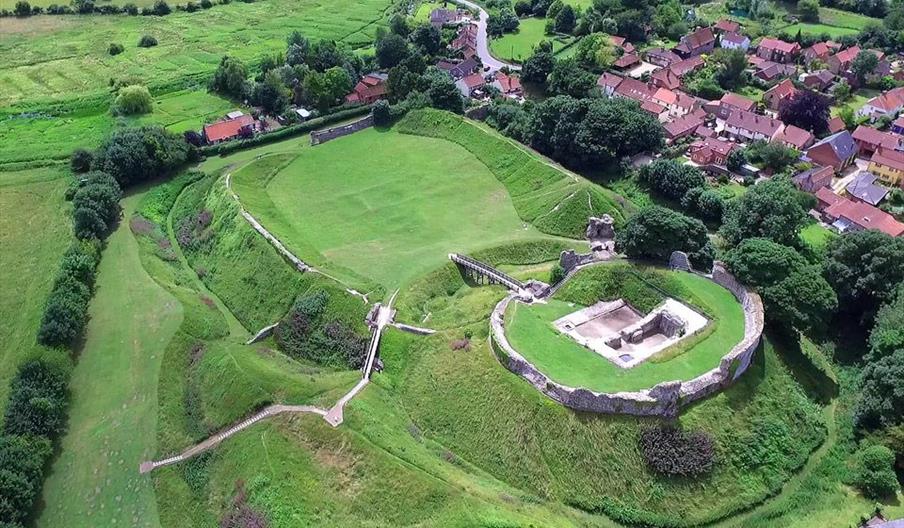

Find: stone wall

[489,263,765,417]
[310,114,374,145]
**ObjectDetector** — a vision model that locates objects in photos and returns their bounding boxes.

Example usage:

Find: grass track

[36,190,183,527]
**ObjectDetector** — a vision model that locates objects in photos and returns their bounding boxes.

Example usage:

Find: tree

[251,70,290,114]
[14,0,31,16]
[762,266,837,334]
[823,230,904,325]
[111,85,153,116]
[638,159,705,201]
[72,182,122,238]
[554,4,577,33]
[616,206,709,262]
[797,0,819,22]
[573,32,616,71]
[856,350,904,430]
[302,67,352,111]
[724,238,807,287]
[210,56,248,98]
[726,148,746,173]
[851,50,879,84]
[868,284,904,360]
[372,100,391,126]
[852,445,900,498]
[3,361,69,438]
[682,186,725,222]
[547,58,595,97]
[720,177,808,247]
[424,70,464,114]
[832,79,851,102]
[150,0,169,14]
[93,125,190,186]
[137,35,158,48]
[410,24,442,56]
[712,48,748,89]
[653,0,684,37]
[376,33,410,69]
[522,43,556,83]
[70,149,93,173]
[778,90,830,134]
[746,140,801,173]
[389,14,410,36]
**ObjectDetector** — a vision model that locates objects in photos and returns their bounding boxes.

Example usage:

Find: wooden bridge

[449,253,524,292]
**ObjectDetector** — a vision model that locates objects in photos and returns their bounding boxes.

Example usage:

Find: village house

[857,87,904,121]
[713,92,755,120]
[828,116,846,134]
[802,42,834,65]
[202,113,255,144]
[613,77,657,104]
[641,100,669,121]
[670,56,705,77]
[597,72,624,97]
[754,61,797,83]
[792,165,834,192]
[652,67,681,90]
[827,46,860,74]
[845,172,889,206]
[774,124,815,151]
[817,188,904,236]
[756,38,800,63]
[804,131,859,172]
[713,19,740,34]
[345,73,388,105]
[645,48,682,68]
[430,7,464,28]
[852,125,903,157]
[868,147,904,187]
[719,31,750,51]
[455,73,486,98]
[800,70,835,91]
[491,72,523,98]
[452,24,478,57]
[723,109,784,142]
[610,35,636,54]
[663,110,706,143]
[437,57,480,79]
[688,136,738,165]
[763,79,797,111]
[674,26,716,58]
[892,115,904,136]
[614,53,641,71]
[652,88,701,119]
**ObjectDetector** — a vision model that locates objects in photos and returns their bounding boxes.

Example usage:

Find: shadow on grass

[768,327,837,405]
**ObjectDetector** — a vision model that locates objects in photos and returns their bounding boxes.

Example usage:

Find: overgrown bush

[640,425,715,477]
[92,125,191,186]
[0,434,53,524]
[111,84,153,116]
[137,34,158,47]
[3,361,69,438]
[274,290,368,368]
[852,445,899,499]
[108,42,124,56]
[69,148,92,173]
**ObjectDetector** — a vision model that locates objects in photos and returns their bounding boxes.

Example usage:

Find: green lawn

[780,23,860,37]
[0,167,71,411]
[505,267,747,392]
[232,127,552,291]
[489,17,565,62]
[817,7,879,30]
[412,0,446,23]
[0,0,391,108]
[800,222,836,251]
[832,89,879,117]
[36,190,183,528]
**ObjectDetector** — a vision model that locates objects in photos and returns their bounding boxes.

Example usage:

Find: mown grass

[0,167,71,412]
[800,222,835,252]
[0,0,392,107]
[0,89,238,167]
[232,127,568,291]
[489,17,565,62]
[412,0,445,23]
[36,189,183,528]
[384,270,825,526]
[505,263,747,392]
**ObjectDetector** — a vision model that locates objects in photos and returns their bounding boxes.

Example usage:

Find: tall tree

[851,50,879,84]
[616,206,709,262]
[209,56,248,98]
[375,33,410,69]
[779,90,830,134]
[720,177,808,247]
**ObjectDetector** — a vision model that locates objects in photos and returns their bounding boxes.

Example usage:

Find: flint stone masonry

[489,262,764,416]
[669,250,692,271]
[310,114,374,145]
[559,249,597,273]
[586,215,615,240]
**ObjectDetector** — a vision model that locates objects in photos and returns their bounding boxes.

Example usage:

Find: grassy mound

[396,109,631,238]
[383,268,826,527]
[504,262,747,392]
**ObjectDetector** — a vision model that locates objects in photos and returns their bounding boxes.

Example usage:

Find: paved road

[455,0,521,72]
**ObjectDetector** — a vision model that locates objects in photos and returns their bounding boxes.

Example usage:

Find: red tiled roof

[864,87,904,113]
[774,125,815,150]
[203,114,254,143]
[828,116,845,133]
[495,72,522,94]
[652,68,681,90]
[766,79,797,100]
[614,53,640,68]
[714,19,740,32]
[825,197,904,237]
[597,72,623,88]
[816,186,844,208]
[726,109,784,136]
[691,136,737,157]
[681,27,715,49]
[759,38,799,54]
[615,77,656,102]
[870,146,904,172]
[641,100,666,115]
[461,73,485,89]
[721,31,747,44]
[664,112,705,138]
[831,46,861,65]
[853,125,903,149]
[670,56,704,76]
[720,92,755,111]
[804,42,831,58]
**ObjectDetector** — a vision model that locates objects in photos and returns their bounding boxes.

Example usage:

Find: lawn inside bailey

[232,127,563,290]
[505,269,746,392]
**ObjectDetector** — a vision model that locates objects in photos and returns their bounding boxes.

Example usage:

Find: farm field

[505,265,746,392]
[0,167,71,411]
[231,128,552,290]
[0,0,392,107]
[0,89,238,167]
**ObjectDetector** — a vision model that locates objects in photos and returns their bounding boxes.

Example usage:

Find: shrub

[853,445,899,499]
[123,2,138,14]
[69,148,93,173]
[274,290,368,368]
[372,99,391,126]
[151,0,170,14]
[137,35,158,47]
[640,425,715,477]
[638,160,705,201]
[14,1,31,16]
[3,361,69,438]
[92,125,191,187]
[111,84,153,116]
[549,263,565,284]
[108,42,124,56]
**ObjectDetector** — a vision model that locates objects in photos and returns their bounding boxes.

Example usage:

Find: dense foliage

[720,178,808,247]
[617,206,710,266]
[92,125,191,186]
[111,84,153,116]
[274,290,368,368]
[640,425,715,477]
[638,159,705,201]
[852,445,899,499]
[778,90,830,135]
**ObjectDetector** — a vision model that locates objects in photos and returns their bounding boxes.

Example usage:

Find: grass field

[0,0,391,108]
[505,264,746,392]
[0,89,238,167]
[800,222,835,252]
[489,17,565,62]
[0,167,71,411]
[36,189,183,528]
[232,128,553,290]
[412,0,445,23]
[780,23,859,37]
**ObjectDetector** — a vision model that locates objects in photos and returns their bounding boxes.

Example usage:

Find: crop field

[0,167,71,411]
[505,264,746,392]
[0,89,237,167]
[0,0,392,107]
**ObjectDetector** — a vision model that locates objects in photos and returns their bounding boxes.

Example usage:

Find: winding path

[455,0,521,71]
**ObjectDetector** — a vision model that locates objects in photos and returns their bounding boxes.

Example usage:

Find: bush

[372,99,391,126]
[0,435,53,524]
[108,42,124,56]
[69,148,92,173]
[137,35,158,47]
[92,125,191,186]
[111,84,153,116]
[640,425,715,477]
[150,0,169,14]
[638,160,705,201]
[549,263,565,284]
[3,361,69,439]
[274,290,368,368]
[853,445,899,499]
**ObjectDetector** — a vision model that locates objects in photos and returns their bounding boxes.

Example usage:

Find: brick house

[723,109,784,142]
[688,136,738,165]
[774,125,815,150]
[664,110,706,143]
[202,114,255,144]
[345,73,388,105]
[763,79,797,111]
[792,165,834,192]
[827,46,860,74]
[802,42,834,65]
[645,48,682,68]
[852,125,903,157]
[868,147,904,188]
[821,194,904,236]
[652,67,681,90]
[674,27,716,58]
[857,87,904,121]
[800,70,835,91]
[804,131,859,173]
[756,38,800,63]
[714,92,755,120]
